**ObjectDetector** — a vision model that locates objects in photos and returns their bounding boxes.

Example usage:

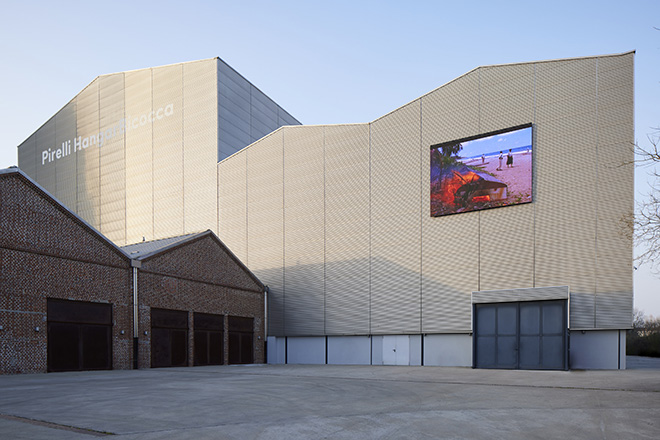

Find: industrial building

[0,168,265,374]
[14,52,634,370]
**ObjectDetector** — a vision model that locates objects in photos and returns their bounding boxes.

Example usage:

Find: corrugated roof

[121,233,200,259]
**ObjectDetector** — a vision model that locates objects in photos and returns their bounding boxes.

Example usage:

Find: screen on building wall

[430,124,533,217]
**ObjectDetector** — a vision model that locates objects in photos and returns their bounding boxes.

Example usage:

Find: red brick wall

[1,173,132,374]
[137,234,265,367]
[1,172,265,374]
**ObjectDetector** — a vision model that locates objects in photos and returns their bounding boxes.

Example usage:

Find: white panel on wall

[423,334,472,367]
[286,337,325,364]
[124,69,154,244]
[183,59,218,235]
[98,73,126,244]
[324,124,371,335]
[153,64,184,240]
[327,336,371,365]
[283,126,325,336]
[371,102,422,335]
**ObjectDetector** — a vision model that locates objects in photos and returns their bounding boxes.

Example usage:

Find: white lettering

[39,103,174,166]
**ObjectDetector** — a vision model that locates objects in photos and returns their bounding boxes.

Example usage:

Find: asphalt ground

[1,364,659,439]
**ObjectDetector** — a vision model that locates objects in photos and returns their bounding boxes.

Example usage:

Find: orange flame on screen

[438,170,480,206]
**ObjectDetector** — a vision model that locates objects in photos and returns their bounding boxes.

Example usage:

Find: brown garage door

[228,316,253,364]
[47,299,112,372]
[151,308,188,368]
[194,313,224,366]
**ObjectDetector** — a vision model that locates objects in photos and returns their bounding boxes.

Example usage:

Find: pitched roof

[0,166,130,261]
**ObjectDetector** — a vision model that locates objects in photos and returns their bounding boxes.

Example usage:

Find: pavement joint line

[0,413,115,437]
[210,371,660,393]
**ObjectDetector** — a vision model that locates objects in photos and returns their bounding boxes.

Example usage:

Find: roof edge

[372,50,636,124]
[136,229,265,290]
[0,167,131,261]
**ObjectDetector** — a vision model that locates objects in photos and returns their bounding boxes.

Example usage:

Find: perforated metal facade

[17,58,300,246]
[217,52,634,340]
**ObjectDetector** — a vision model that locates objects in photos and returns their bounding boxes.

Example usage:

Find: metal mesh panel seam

[323,126,327,335]
[533,64,537,289]
[368,123,372,335]
[419,99,423,333]
[182,64,185,235]
[282,128,286,335]
[594,58,599,328]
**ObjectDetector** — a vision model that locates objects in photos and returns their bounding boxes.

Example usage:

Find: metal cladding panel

[54,102,77,210]
[251,87,278,126]
[98,74,126,244]
[479,64,535,134]
[472,286,569,304]
[35,118,56,194]
[218,61,251,161]
[183,60,218,235]
[596,292,632,328]
[283,126,325,336]
[324,124,370,335]
[244,130,284,336]
[75,81,101,226]
[570,292,595,329]
[480,199,535,291]
[17,134,36,177]
[124,70,154,244]
[152,65,184,239]
[371,102,421,334]
[218,151,247,263]
[421,71,480,146]
[421,74,480,333]
[534,57,599,308]
[219,103,251,137]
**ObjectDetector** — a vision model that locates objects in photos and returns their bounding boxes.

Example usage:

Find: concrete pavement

[1,364,659,439]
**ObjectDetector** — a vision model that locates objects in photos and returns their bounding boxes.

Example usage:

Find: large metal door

[194,313,224,366]
[228,316,253,364]
[47,299,112,372]
[474,300,567,370]
[151,308,188,368]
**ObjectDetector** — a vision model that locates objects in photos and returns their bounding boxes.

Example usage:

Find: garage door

[194,313,224,366]
[228,316,253,364]
[474,300,567,370]
[151,308,188,368]
[47,299,112,372]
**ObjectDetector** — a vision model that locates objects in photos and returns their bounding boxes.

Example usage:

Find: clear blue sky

[1,0,658,316]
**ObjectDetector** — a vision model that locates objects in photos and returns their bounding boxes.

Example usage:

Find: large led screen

[430,124,532,217]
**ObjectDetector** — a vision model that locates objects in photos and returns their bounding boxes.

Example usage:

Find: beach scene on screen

[430,126,533,217]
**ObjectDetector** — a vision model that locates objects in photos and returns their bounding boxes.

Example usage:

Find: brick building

[0,168,265,374]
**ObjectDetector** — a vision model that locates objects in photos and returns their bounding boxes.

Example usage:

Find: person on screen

[481,153,485,164]
[506,149,513,168]
[497,151,503,171]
